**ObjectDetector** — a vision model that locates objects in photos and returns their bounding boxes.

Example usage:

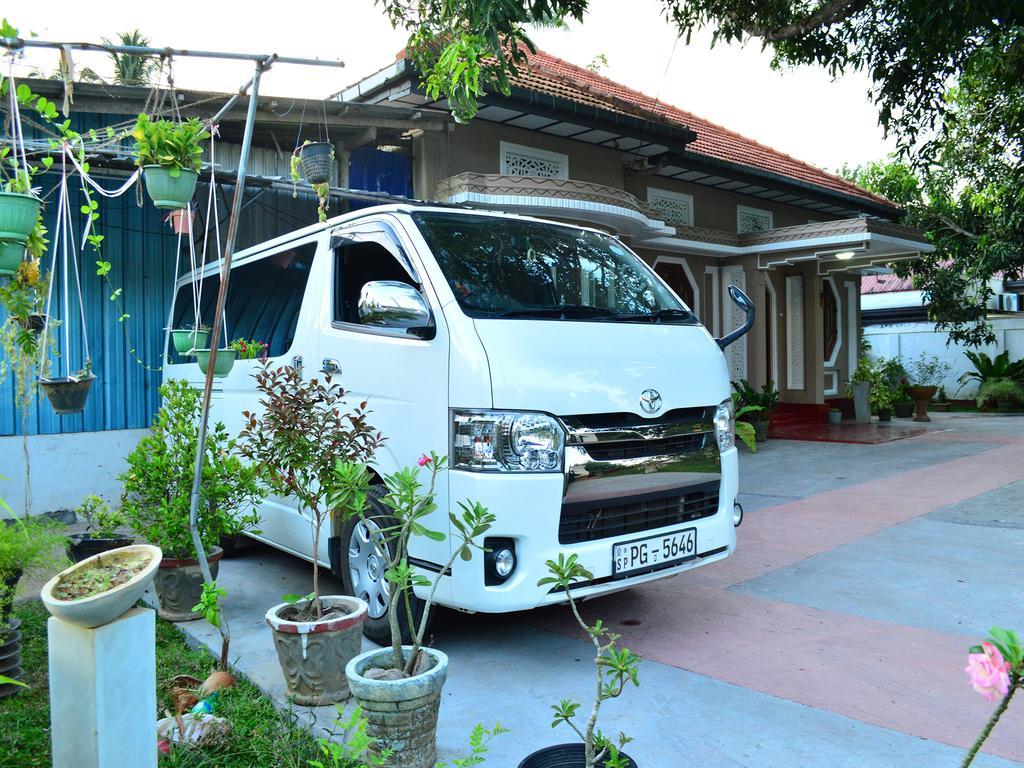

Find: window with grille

[499,141,569,179]
[737,205,773,233]
[648,188,694,227]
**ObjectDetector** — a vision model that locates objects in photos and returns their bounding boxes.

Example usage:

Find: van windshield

[411,212,697,323]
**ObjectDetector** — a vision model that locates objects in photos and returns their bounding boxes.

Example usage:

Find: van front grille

[584,433,706,462]
[558,481,720,544]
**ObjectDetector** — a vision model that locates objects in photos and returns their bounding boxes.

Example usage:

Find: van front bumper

[423,447,738,613]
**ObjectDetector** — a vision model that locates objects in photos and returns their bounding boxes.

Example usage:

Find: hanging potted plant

[132,114,209,210]
[120,379,263,621]
[0,151,43,278]
[171,323,210,357]
[167,207,194,235]
[294,140,334,185]
[0,514,66,696]
[40,359,96,415]
[66,495,134,562]
[333,455,494,767]
[193,347,236,377]
[238,365,382,706]
[519,553,641,768]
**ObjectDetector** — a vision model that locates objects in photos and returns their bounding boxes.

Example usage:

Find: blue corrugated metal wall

[1,119,411,437]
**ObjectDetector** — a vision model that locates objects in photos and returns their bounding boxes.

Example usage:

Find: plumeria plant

[539,553,640,768]
[962,627,1023,767]
[331,453,495,675]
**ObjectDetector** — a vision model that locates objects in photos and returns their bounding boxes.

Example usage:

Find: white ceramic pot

[41,544,162,628]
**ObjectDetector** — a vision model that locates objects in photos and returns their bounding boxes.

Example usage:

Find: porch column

[412,128,449,201]
[803,265,826,403]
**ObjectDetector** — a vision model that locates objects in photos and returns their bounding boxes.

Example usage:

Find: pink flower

[965,642,1012,701]
[418,454,432,467]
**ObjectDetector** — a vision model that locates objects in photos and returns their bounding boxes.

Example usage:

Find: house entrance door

[655,261,696,311]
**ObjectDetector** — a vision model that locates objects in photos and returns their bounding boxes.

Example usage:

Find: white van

[165,204,753,641]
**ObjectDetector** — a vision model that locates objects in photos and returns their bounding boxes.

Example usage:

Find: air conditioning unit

[998,293,1021,312]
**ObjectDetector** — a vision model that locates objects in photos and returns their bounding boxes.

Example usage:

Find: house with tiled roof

[339,48,933,407]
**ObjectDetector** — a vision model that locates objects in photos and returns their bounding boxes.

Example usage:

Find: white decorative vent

[721,266,747,381]
[786,275,805,390]
[500,141,568,179]
[647,188,694,227]
[737,205,774,234]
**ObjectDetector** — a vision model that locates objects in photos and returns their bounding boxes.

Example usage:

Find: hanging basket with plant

[171,324,210,356]
[296,140,334,185]
[193,347,236,378]
[0,146,47,277]
[40,362,96,415]
[132,114,209,210]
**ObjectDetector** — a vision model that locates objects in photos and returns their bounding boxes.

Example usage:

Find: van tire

[338,486,431,645]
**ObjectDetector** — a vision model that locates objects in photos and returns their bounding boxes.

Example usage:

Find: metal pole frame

[185,57,269,666]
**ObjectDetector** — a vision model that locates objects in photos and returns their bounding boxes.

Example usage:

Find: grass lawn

[1,601,322,768]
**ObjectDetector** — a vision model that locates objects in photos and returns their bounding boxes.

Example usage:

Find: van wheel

[339,487,430,645]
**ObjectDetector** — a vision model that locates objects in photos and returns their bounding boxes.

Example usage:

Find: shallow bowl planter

[0,191,41,243]
[40,544,161,629]
[266,596,368,706]
[153,546,223,621]
[0,240,26,278]
[346,646,449,768]
[40,374,96,414]
[518,743,638,768]
[906,385,938,422]
[171,328,210,356]
[299,142,334,185]
[142,165,199,210]
[67,533,136,563]
[194,348,235,377]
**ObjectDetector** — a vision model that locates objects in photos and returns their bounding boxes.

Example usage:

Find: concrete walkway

[172,413,1024,767]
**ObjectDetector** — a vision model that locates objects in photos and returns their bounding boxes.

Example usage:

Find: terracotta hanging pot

[167,208,195,235]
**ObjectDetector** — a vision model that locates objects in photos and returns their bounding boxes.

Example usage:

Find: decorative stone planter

[41,544,161,628]
[265,596,368,706]
[153,546,223,621]
[171,328,210,356]
[346,646,448,768]
[906,385,938,422]
[142,165,199,210]
[67,533,136,563]
[518,743,638,768]
[852,381,871,424]
[40,374,96,414]
[893,401,914,419]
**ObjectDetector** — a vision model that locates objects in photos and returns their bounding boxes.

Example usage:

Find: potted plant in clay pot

[121,379,262,621]
[0,513,66,696]
[238,364,382,706]
[170,323,210,357]
[66,494,134,562]
[893,387,914,419]
[41,544,161,629]
[519,553,641,768]
[334,454,495,768]
[905,353,952,422]
[132,114,209,210]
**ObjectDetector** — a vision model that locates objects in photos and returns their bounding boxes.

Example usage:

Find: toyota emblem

[639,388,663,414]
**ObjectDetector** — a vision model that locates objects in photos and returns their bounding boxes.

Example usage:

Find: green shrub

[977,378,1024,410]
[0,517,65,624]
[120,379,263,558]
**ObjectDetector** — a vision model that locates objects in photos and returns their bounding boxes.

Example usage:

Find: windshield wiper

[614,308,696,323]
[495,304,619,319]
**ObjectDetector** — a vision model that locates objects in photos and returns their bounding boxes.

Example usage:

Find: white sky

[6,0,894,172]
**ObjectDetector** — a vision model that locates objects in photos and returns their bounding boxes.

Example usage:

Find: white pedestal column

[48,606,157,768]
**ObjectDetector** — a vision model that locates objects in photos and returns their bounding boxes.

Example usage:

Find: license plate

[612,528,697,576]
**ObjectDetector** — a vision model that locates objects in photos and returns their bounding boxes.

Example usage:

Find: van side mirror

[716,285,755,350]
[358,280,433,335]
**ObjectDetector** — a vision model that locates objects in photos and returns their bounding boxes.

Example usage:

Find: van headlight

[451,410,564,472]
[714,399,735,452]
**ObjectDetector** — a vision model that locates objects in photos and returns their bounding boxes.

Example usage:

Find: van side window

[169,241,315,362]
[333,240,417,325]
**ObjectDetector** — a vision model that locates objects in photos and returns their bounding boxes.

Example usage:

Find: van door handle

[321,358,341,375]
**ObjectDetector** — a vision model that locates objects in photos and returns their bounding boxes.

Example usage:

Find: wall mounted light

[835,250,856,261]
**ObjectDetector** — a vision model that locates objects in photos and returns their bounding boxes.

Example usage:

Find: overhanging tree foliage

[377,0,1023,344]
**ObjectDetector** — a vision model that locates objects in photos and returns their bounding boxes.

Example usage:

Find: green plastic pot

[0,240,26,278]
[171,328,210,356]
[0,192,41,243]
[142,166,199,210]
[193,348,235,377]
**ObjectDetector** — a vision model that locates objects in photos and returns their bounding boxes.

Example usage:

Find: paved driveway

[178,413,1024,767]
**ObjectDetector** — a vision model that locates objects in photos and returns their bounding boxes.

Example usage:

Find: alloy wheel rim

[348,518,390,619]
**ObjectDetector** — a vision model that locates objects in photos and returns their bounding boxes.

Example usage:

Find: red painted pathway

[534,438,1024,762]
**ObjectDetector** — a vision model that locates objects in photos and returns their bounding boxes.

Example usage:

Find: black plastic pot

[299,142,334,185]
[40,374,96,414]
[519,744,638,768]
[0,569,22,626]
[67,533,136,563]
[893,401,914,419]
[0,619,23,698]
[15,314,46,333]
[878,410,892,422]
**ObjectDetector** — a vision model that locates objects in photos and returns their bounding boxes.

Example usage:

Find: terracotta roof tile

[511,49,895,210]
[861,274,915,294]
